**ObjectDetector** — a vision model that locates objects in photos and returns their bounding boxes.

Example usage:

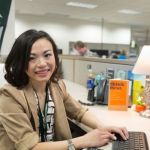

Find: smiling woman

[26,38,56,84]
[0,29,128,150]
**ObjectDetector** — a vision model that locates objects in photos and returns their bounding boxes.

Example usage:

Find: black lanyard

[33,86,49,142]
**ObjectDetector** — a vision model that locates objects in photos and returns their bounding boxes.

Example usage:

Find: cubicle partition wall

[60,55,134,87]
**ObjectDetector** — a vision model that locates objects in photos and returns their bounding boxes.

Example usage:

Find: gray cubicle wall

[74,60,133,86]
[60,55,134,87]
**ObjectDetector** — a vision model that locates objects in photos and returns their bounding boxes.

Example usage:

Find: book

[132,74,145,104]
[132,80,143,104]
[108,79,129,111]
[127,70,134,107]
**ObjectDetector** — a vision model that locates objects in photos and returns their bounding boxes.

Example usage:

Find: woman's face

[26,38,56,84]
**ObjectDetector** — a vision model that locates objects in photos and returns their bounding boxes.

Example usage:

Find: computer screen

[90,49,109,57]
[111,50,121,55]
[0,0,12,51]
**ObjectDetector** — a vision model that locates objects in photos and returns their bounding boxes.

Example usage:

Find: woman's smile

[35,68,50,77]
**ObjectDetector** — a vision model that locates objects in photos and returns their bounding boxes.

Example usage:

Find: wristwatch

[67,139,76,150]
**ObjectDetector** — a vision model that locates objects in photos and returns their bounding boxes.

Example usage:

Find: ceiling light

[118,9,141,15]
[66,2,97,9]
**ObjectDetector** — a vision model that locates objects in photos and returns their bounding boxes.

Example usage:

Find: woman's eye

[29,56,36,61]
[45,53,51,58]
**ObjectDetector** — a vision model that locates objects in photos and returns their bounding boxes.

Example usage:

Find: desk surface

[64,79,150,149]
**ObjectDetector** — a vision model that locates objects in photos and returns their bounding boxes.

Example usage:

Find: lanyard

[33,86,48,142]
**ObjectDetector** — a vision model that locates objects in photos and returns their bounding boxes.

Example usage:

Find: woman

[0,29,128,150]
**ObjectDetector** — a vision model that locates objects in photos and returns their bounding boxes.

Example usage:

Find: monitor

[90,49,109,58]
[111,50,121,55]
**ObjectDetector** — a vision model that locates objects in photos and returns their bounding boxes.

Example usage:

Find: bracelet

[67,139,76,150]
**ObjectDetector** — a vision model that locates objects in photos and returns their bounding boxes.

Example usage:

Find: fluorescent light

[66,2,97,9]
[118,9,141,15]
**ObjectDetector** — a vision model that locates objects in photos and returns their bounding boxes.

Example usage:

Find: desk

[63,79,150,149]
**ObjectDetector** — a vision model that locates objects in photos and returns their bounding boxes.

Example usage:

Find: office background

[0,1,150,149]
[1,0,150,56]
[15,14,130,54]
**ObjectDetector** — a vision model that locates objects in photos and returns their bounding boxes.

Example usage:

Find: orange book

[108,79,129,111]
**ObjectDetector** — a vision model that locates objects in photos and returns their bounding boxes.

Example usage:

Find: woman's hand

[79,129,116,148]
[72,126,128,149]
[98,126,129,140]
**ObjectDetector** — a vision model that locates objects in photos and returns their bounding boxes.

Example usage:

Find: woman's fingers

[119,127,129,140]
[84,129,116,147]
[107,126,129,140]
[100,126,129,141]
[101,131,117,141]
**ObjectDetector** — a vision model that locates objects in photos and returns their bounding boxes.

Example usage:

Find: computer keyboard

[112,131,149,150]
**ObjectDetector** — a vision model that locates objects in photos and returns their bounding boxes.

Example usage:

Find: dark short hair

[5,29,59,88]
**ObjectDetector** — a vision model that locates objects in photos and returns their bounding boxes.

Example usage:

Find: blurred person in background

[118,49,127,60]
[71,41,89,56]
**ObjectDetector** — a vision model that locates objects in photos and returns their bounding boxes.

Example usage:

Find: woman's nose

[36,57,46,65]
